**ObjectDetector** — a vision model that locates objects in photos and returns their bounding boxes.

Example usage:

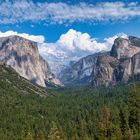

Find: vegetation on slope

[0,64,56,97]
[0,65,140,140]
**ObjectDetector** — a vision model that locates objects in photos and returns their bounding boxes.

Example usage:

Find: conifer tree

[98,106,111,140]
[48,121,64,140]
[128,84,140,133]
[98,106,122,140]
[35,131,45,140]
[23,131,34,140]
[119,109,128,135]
[127,129,133,140]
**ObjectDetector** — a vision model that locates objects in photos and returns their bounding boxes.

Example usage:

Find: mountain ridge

[60,36,140,87]
[92,36,140,86]
[0,35,63,87]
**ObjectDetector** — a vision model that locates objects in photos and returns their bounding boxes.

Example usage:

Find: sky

[0,0,140,74]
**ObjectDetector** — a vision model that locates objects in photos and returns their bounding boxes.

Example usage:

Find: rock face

[0,35,62,87]
[59,52,108,86]
[110,37,140,59]
[59,36,140,87]
[92,54,119,86]
[92,36,140,87]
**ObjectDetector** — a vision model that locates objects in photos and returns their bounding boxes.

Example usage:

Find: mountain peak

[59,35,140,87]
[129,36,140,47]
[0,35,36,42]
[92,36,140,87]
[110,36,140,59]
[0,35,63,87]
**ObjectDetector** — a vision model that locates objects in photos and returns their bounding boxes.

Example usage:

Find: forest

[0,66,140,140]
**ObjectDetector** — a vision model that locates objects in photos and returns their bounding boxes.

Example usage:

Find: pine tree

[35,131,45,140]
[48,121,64,140]
[128,84,140,133]
[98,106,111,140]
[23,131,34,140]
[98,106,122,140]
[126,130,134,140]
[119,109,128,135]
[83,134,93,140]
[80,119,87,139]
[112,125,122,140]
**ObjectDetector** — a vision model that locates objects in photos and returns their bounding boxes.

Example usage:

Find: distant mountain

[0,35,63,87]
[92,36,140,86]
[60,36,140,87]
[59,52,108,86]
[0,64,55,96]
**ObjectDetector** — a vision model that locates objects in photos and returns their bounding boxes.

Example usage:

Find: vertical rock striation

[0,35,63,87]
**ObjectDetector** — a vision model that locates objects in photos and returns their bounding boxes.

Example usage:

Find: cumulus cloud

[0,29,128,63]
[39,29,128,65]
[0,29,128,75]
[0,30,45,43]
[0,1,140,24]
[57,29,108,52]
[37,29,128,75]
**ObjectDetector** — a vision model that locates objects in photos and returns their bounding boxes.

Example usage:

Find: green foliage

[0,65,140,139]
[35,131,45,140]
[23,131,34,140]
[128,84,140,135]
[119,109,129,135]
[48,121,64,140]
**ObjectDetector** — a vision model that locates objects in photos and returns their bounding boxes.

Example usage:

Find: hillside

[0,64,56,97]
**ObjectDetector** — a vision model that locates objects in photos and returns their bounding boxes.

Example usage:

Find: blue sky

[0,0,140,42]
[0,0,140,73]
[0,18,140,43]
[31,0,139,4]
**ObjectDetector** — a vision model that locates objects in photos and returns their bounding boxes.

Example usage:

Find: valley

[0,64,140,139]
[0,35,140,140]
[1,0,140,140]
[0,33,140,140]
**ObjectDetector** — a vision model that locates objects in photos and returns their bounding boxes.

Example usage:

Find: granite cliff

[0,35,62,87]
[60,36,140,87]
[92,36,140,86]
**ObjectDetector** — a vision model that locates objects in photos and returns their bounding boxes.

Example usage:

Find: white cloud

[57,29,108,52]
[0,30,45,43]
[0,29,128,75]
[39,29,128,66]
[0,1,140,24]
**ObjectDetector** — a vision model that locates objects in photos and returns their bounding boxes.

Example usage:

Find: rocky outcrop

[0,35,62,87]
[131,52,140,80]
[92,54,119,86]
[92,36,140,87]
[110,37,140,59]
[59,53,104,85]
[60,36,140,87]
